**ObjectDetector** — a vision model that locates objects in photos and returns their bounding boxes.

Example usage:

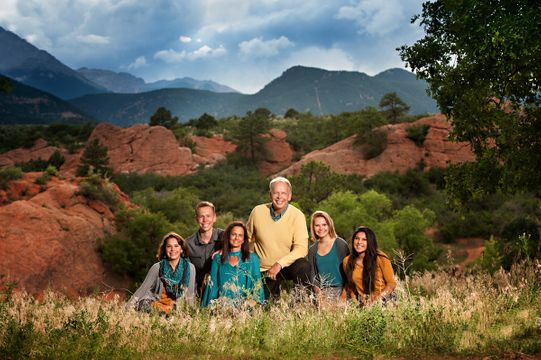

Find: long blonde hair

[310,210,337,241]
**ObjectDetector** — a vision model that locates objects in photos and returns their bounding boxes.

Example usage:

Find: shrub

[406,124,431,146]
[99,208,174,281]
[362,129,388,160]
[0,167,23,189]
[18,158,48,172]
[76,173,119,211]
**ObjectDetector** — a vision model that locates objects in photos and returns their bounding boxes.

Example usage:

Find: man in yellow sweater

[247,176,311,299]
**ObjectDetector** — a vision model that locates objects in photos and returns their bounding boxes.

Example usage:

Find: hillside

[0,26,105,99]
[78,67,238,94]
[70,66,438,125]
[0,75,95,124]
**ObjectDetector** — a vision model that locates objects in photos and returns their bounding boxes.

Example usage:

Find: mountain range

[0,26,439,126]
[0,75,94,124]
[77,68,238,94]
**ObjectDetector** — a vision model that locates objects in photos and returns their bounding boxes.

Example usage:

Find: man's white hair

[269,176,292,192]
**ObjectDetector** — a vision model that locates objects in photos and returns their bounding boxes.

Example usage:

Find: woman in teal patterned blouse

[201,221,265,307]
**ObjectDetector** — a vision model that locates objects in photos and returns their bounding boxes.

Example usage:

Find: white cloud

[127,56,147,69]
[154,44,227,63]
[336,0,404,36]
[179,35,192,43]
[238,36,294,58]
[76,34,110,45]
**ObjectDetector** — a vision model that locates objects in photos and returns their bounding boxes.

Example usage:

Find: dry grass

[1,261,540,359]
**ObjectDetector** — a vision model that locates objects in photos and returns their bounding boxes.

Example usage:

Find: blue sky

[0,0,426,94]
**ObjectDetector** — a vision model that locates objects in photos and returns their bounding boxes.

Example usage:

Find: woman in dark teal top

[307,211,350,300]
[201,221,265,307]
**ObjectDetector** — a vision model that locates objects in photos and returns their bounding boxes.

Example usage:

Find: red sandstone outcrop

[0,139,67,168]
[191,134,237,167]
[259,128,294,176]
[278,114,475,177]
[87,123,195,176]
[0,173,131,296]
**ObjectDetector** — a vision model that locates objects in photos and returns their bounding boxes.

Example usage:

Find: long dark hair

[345,227,378,295]
[221,221,250,263]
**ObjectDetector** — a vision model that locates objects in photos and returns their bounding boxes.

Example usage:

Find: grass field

[1,261,540,359]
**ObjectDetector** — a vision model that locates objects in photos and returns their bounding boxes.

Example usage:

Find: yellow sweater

[247,203,308,271]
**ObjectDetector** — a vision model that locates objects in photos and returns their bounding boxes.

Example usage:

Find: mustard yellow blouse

[342,251,396,304]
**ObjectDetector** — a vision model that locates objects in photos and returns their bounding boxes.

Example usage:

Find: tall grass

[1,261,540,359]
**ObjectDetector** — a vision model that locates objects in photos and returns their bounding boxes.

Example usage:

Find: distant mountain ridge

[0,75,94,124]
[0,26,106,99]
[70,66,439,125]
[77,68,238,94]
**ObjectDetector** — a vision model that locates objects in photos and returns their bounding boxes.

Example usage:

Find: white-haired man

[247,177,311,299]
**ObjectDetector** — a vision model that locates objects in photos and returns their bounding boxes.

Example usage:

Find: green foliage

[131,187,199,236]
[365,169,432,199]
[361,129,388,160]
[284,108,300,118]
[400,0,541,203]
[76,173,119,211]
[392,205,438,271]
[0,76,13,94]
[406,124,431,146]
[479,236,503,273]
[77,139,111,177]
[99,208,173,281]
[0,123,95,154]
[231,108,272,164]
[379,92,410,123]
[500,217,540,268]
[318,190,435,270]
[149,106,179,129]
[18,150,65,173]
[289,161,365,214]
[187,113,218,136]
[0,167,23,190]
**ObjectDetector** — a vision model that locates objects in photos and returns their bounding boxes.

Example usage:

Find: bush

[0,167,23,189]
[76,173,119,211]
[362,129,388,160]
[406,124,431,146]
[99,209,174,281]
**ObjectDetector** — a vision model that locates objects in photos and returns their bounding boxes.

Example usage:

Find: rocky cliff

[278,114,475,177]
[0,173,132,296]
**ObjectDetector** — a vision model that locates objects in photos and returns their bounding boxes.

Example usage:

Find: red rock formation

[87,123,195,176]
[191,134,237,167]
[259,128,294,176]
[0,173,131,296]
[0,139,67,168]
[278,115,475,177]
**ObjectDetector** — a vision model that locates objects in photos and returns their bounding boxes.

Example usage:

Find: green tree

[149,106,179,129]
[399,0,541,204]
[289,161,364,214]
[284,108,300,118]
[379,92,410,123]
[76,139,111,177]
[0,76,13,94]
[232,108,272,164]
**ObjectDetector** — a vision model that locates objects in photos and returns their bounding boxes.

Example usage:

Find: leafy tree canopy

[149,106,179,129]
[77,138,111,177]
[399,0,541,204]
[0,76,13,94]
[379,92,410,123]
[231,108,273,164]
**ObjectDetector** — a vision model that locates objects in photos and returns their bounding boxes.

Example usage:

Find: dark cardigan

[307,237,350,288]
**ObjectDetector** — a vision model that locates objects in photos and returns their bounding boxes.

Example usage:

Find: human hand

[267,262,282,280]
[211,250,222,259]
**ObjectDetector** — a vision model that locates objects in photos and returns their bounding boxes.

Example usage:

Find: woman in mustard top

[342,227,396,305]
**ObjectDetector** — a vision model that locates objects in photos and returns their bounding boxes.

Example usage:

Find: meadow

[2,260,540,359]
